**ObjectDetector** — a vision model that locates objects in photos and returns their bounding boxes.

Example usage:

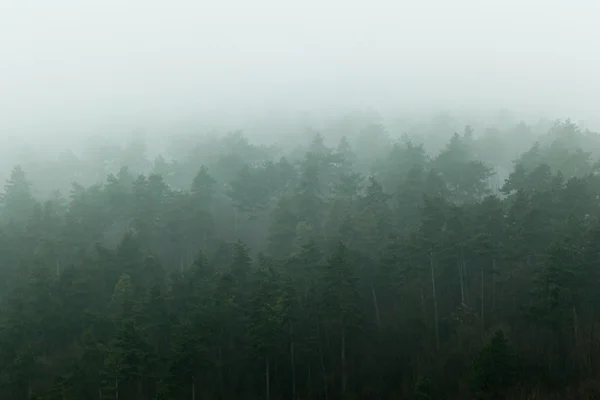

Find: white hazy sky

[1,0,600,144]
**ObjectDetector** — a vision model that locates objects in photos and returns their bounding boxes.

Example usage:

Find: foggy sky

[2,0,600,147]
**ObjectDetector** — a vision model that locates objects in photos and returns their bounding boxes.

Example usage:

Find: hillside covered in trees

[2,117,600,399]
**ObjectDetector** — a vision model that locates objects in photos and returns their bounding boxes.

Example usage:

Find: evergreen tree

[0,165,37,225]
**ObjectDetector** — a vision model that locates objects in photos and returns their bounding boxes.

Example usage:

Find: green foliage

[0,165,37,225]
[470,330,517,399]
[1,119,600,399]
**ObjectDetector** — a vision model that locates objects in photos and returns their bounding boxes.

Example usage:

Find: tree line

[1,119,600,399]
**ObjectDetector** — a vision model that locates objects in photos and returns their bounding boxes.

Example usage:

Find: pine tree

[0,165,37,225]
[470,330,517,399]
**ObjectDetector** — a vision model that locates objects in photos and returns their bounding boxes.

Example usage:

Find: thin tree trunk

[233,207,238,234]
[420,287,426,322]
[462,256,469,307]
[290,322,297,399]
[192,375,196,400]
[115,379,119,400]
[266,357,271,400]
[218,345,224,391]
[138,379,143,400]
[481,266,485,340]
[492,258,496,317]
[308,364,312,399]
[371,284,381,330]
[458,257,465,305]
[320,349,329,400]
[318,325,329,400]
[588,314,595,374]
[430,252,440,352]
[573,307,578,346]
[341,327,347,394]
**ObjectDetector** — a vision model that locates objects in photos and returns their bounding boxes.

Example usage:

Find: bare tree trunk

[492,258,496,317]
[588,315,595,374]
[573,307,578,345]
[115,379,119,400]
[481,266,485,340]
[266,357,271,400]
[371,284,381,330]
[192,375,196,400]
[458,257,465,305]
[318,324,329,400]
[233,207,238,235]
[138,379,143,400]
[218,345,224,391]
[290,322,297,399]
[420,287,426,322]
[308,364,312,399]
[320,349,329,400]
[430,253,440,352]
[341,327,347,394]
[462,256,469,307]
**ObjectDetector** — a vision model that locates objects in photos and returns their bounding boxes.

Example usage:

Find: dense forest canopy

[2,114,600,399]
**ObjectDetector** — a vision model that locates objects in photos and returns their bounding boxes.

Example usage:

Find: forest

[2,115,600,399]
